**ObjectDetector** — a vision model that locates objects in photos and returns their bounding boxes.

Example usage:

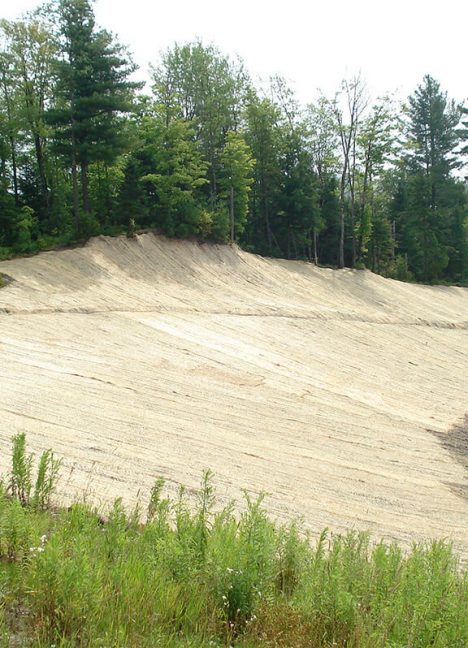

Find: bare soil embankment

[0,234,467,554]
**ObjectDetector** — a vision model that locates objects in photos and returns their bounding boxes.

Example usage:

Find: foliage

[0,437,466,647]
[243,93,283,255]
[46,0,140,227]
[140,117,209,237]
[152,41,248,204]
[0,2,466,283]
[393,75,466,281]
[219,130,255,240]
[8,432,61,509]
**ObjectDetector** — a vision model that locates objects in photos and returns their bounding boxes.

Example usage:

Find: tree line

[1,0,467,283]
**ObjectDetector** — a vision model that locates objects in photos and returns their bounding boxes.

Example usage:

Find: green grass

[0,435,466,647]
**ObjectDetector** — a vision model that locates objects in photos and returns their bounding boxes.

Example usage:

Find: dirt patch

[0,273,14,288]
[432,415,468,470]
[431,415,468,501]
[0,233,467,557]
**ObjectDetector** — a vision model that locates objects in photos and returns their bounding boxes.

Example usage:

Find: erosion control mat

[0,234,467,556]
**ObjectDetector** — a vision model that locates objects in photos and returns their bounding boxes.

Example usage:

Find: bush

[13,207,38,254]
[209,206,230,242]
[384,254,415,282]
[78,212,101,239]
[197,209,214,238]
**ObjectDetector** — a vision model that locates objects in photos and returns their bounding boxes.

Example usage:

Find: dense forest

[1,0,467,283]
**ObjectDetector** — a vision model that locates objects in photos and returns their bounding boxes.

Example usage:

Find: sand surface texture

[0,234,467,554]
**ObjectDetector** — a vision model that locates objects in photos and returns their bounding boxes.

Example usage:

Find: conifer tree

[458,106,468,157]
[397,75,465,281]
[407,75,460,208]
[47,0,139,230]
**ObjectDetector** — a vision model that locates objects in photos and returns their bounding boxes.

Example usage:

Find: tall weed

[0,436,466,647]
[8,433,61,510]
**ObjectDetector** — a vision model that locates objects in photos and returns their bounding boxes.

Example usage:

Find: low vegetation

[0,434,466,647]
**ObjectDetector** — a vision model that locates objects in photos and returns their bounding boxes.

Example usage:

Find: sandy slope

[0,234,467,555]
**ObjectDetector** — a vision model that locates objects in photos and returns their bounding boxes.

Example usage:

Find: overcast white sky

[3,0,468,106]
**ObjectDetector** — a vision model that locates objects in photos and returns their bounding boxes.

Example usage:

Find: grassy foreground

[0,435,466,647]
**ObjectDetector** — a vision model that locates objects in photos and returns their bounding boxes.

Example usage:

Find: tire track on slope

[0,305,466,329]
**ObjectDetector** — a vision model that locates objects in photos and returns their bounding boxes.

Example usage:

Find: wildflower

[29,546,45,554]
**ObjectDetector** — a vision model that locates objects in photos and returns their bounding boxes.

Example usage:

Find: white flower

[29,545,45,554]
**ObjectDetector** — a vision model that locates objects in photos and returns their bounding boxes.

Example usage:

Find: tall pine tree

[47,0,139,230]
[397,75,465,281]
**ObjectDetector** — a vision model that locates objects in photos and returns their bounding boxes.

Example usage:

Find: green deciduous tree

[219,130,255,241]
[141,116,209,238]
[355,98,398,264]
[0,49,20,206]
[244,92,283,255]
[332,76,368,267]
[305,97,339,264]
[1,13,57,221]
[152,42,248,205]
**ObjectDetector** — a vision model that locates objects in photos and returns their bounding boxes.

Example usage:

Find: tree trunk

[291,227,298,258]
[105,164,112,225]
[350,198,356,266]
[8,135,19,206]
[339,178,346,268]
[338,132,349,269]
[357,147,371,262]
[210,145,217,208]
[70,99,80,230]
[71,155,80,232]
[261,175,273,253]
[34,133,50,216]
[230,184,235,242]
[81,162,91,213]
[349,137,357,267]
[0,68,19,205]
